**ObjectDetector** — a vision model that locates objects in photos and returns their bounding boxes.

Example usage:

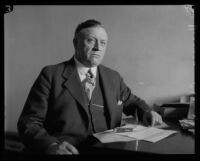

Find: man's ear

[73,38,77,48]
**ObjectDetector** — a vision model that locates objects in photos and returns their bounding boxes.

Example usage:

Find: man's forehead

[80,27,108,39]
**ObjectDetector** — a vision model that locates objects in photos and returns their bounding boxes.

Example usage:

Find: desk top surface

[93,119,195,154]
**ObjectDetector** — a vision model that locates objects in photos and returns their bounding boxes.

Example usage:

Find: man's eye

[101,41,106,46]
[86,38,95,44]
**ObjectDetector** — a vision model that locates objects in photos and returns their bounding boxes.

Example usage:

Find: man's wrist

[46,142,59,151]
[49,142,59,146]
[144,108,153,113]
[45,142,60,154]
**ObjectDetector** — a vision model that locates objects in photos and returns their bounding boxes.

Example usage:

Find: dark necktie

[84,69,96,100]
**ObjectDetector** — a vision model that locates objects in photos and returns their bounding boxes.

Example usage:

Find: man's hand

[45,141,79,155]
[143,110,163,126]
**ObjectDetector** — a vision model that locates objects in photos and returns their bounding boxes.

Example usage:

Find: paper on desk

[144,129,177,143]
[93,129,136,143]
[115,124,177,143]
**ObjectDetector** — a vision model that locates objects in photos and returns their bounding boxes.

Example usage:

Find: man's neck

[74,56,97,80]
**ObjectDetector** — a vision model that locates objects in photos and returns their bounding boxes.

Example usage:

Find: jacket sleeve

[17,67,59,153]
[119,76,152,119]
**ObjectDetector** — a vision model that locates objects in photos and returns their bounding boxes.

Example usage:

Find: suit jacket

[17,57,151,153]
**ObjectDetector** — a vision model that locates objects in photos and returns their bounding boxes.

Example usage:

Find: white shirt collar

[74,56,97,81]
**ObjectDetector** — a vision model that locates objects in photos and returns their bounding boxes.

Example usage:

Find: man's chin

[89,59,102,67]
[89,62,100,67]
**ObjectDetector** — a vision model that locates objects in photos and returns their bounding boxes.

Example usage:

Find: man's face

[74,26,108,67]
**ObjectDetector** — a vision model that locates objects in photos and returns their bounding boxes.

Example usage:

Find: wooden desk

[3,120,196,160]
[79,119,195,155]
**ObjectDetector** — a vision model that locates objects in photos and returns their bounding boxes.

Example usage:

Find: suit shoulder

[42,61,66,71]
[99,65,121,78]
[40,60,70,77]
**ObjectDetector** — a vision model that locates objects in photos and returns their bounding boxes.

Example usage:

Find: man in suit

[17,19,163,155]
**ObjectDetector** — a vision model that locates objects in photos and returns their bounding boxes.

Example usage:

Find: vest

[83,70,109,134]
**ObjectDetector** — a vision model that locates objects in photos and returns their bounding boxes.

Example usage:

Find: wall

[5,5,194,132]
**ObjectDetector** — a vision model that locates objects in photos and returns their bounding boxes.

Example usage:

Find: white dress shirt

[74,57,97,82]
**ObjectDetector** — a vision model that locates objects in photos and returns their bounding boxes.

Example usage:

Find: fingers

[55,141,79,155]
[151,111,163,126]
[151,115,156,126]
[56,148,73,155]
[62,141,79,155]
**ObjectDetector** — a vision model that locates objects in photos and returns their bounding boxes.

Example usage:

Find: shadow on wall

[152,93,194,106]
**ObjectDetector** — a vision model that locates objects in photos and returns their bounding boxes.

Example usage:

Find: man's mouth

[91,54,101,58]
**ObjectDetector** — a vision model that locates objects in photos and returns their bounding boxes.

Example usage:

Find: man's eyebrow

[84,33,108,41]
[84,33,96,38]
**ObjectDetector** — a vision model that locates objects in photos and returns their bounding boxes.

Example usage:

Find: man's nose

[93,41,100,51]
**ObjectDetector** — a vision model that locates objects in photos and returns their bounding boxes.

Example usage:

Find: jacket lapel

[62,59,121,129]
[99,65,121,129]
[62,58,89,118]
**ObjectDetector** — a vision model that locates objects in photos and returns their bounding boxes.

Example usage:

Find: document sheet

[93,124,177,143]
[115,124,177,143]
[93,129,136,143]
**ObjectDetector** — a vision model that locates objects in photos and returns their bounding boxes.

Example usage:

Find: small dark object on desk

[114,127,133,133]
